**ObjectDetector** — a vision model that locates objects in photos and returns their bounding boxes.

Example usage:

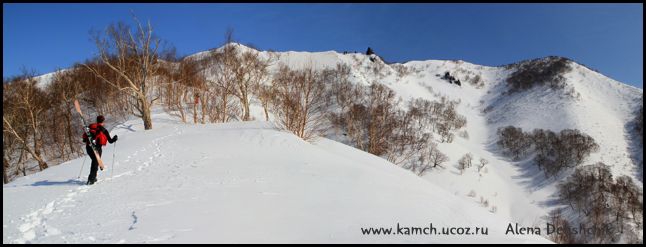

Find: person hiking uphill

[82,115,118,185]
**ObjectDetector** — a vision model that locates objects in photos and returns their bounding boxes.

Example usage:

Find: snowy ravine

[3,111,550,244]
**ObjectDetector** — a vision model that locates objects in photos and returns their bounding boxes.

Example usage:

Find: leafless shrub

[391,64,411,78]
[324,63,353,112]
[470,74,484,88]
[427,142,449,169]
[458,153,473,174]
[328,80,444,174]
[499,126,599,178]
[497,126,532,160]
[468,190,476,197]
[506,56,572,93]
[533,128,599,178]
[270,65,327,140]
[480,197,489,207]
[636,103,643,143]
[478,158,489,172]
[458,130,469,139]
[548,209,578,244]
[558,163,643,243]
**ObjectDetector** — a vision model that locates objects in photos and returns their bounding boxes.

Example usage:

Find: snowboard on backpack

[73,100,105,170]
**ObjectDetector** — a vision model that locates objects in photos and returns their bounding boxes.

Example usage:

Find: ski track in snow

[12,186,89,244]
[9,125,183,244]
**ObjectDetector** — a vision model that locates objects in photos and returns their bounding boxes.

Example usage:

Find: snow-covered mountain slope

[2,110,550,244]
[229,47,642,237]
[25,44,642,243]
[483,61,642,178]
[403,59,642,236]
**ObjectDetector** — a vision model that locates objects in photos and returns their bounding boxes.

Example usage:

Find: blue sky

[3,3,643,88]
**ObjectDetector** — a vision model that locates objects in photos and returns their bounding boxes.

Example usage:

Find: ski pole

[111,141,117,180]
[78,151,87,179]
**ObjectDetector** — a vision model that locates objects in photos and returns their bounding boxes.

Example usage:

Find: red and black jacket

[82,123,116,146]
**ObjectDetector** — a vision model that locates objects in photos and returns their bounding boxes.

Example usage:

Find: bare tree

[255,83,275,121]
[48,68,85,158]
[202,30,274,122]
[506,56,571,93]
[464,153,473,168]
[84,16,169,130]
[428,142,449,168]
[497,126,531,160]
[77,58,130,117]
[331,82,402,155]
[329,78,368,149]
[457,153,473,174]
[204,29,240,122]
[427,96,466,143]
[233,45,272,121]
[504,127,600,178]
[157,55,207,124]
[366,83,400,156]
[329,82,440,172]
[2,72,50,172]
[182,60,208,124]
[558,163,643,243]
[386,99,433,166]
[3,117,50,172]
[3,81,21,183]
[271,65,328,140]
[327,63,353,112]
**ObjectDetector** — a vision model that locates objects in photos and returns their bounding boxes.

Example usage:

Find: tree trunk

[193,102,198,124]
[179,90,187,123]
[23,141,48,171]
[142,102,153,130]
[33,142,47,171]
[200,93,207,124]
[178,98,186,123]
[60,132,66,160]
[137,94,154,130]
[20,161,26,176]
[65,107,76,155]
[3,156,9,184]
[193,93,199,124]
[243,100,251,121]
[38,160,48,171]
[263,103,269,121]
[16,149,27,176]
[221,93,228,123]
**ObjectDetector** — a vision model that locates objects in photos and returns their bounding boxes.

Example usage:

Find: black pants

[86,145,103,182]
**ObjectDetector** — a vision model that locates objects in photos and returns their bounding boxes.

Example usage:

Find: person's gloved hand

[113,135,118,142]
